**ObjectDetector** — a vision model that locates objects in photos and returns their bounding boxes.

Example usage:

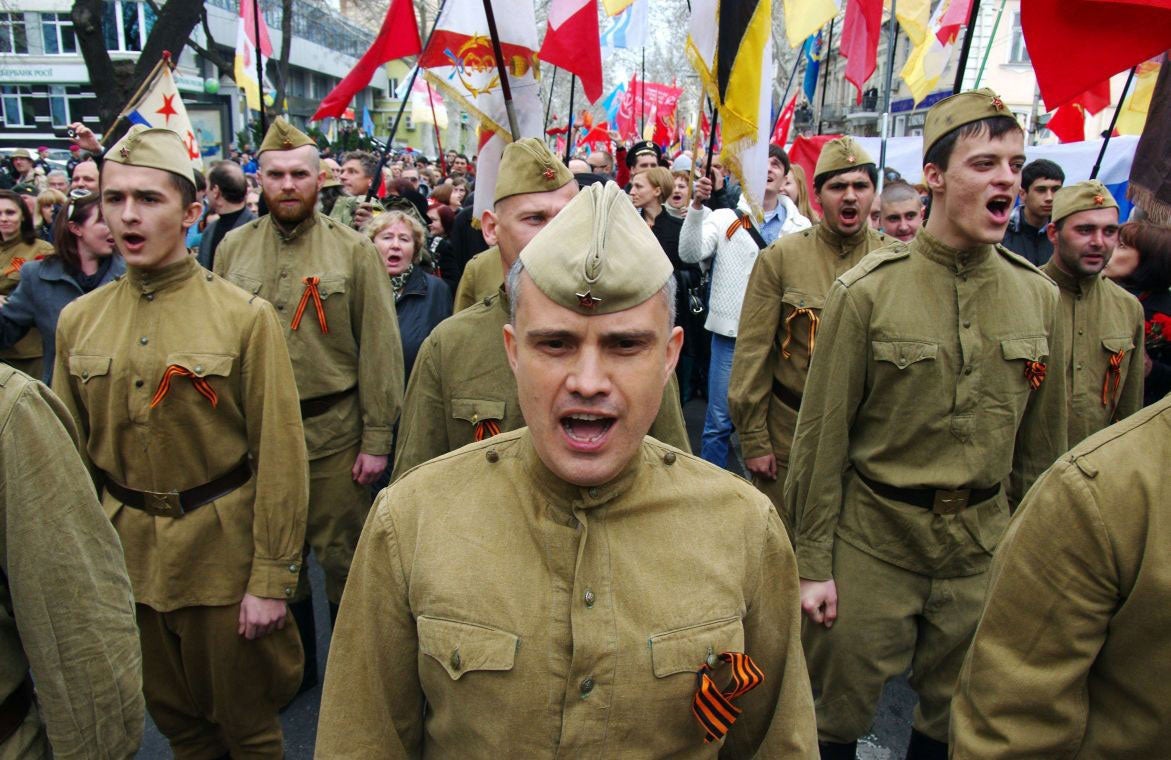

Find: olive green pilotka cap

[814,136,874,181]
[519,181,672,316]
[923,87,1019,161]
[1051,180,1119,224]
[321,159,341,188]
[258,116,316,155]
[105,125,195,186]
[494,137,574,204]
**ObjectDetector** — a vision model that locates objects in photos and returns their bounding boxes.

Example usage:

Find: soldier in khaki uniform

[784,90,1069,758]
[728,138,888,527]
[53,126,309,758]
[0,367,143,757]
[0,189,54,380]
[951,395,1171,757]
[1039,180,1144,445]
[214,118,403,690]
[392,139,689,480]
[452,246,503,312]
[318,180,818,758]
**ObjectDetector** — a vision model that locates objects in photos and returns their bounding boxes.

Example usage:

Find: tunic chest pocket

[316,275,347,300]
[226,272,263,296]
[1101,336,1135,356]
[1000,336,1049,362]
[872,340,938,369]
[152,353,235,408]
[69,354,112,385]
[649,616,745,678]
[418,616,518,681]
[452,398,507,440]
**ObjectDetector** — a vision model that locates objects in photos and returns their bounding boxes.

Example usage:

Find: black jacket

[397,266,453,382]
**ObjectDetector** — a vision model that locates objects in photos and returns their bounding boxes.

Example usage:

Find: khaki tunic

[392,290,692,480]
[318,430,818,758]
[729,224,889,463]
[0,367,142,758]
[0,238,53,363]
[53,256,309,609]
[1040,260,1144,445]
[214,212,403,459]
[453,246,503,312]
[785,231,1068,582]
[952,396,1171,758]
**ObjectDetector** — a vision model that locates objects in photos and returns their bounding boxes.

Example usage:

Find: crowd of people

[0,84,1168,759]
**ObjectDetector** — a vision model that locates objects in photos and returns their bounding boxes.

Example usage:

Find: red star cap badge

[1093,194,1105,205]
[119,145,130,159]
[991,96,1005,111]
[543,166,556,181]
[846,154,856,163]
[576,290,601,310]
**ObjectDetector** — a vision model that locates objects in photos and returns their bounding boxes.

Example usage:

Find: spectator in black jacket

[1002,158,1064,265]
[1105,221,1171,406]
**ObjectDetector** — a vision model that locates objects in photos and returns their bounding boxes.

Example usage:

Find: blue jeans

[700,333,736,468]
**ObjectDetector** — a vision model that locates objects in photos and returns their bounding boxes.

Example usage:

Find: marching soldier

[214,118,403,689]
[1040,180,1144,444]
[392,138,689,480]
[318,181,818,757]
[728,138,888,527]
[53,125,309,758]
[784,90,1068,758]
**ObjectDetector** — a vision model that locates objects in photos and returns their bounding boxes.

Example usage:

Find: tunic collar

[270,211,318,243]
[126,254,199,295]
[1041,258,1099,296]
[816,221,873,256]
[519,428,645,513]
[914,229,994,273]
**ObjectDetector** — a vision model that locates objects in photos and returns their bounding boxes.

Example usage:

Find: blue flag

[601,82,626,126]
[802,32,823,103]
[362,106,376,137]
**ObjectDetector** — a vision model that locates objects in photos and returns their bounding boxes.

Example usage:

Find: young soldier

[1040,180,1144,444]
[878,180,924,242]
[318,181,818,757]
[392,139,689,480]
[1001,158,1064,266]
[784,90,1068,758]
[53,125,309,758]
[214,118,403,689]
[728,138,889,528]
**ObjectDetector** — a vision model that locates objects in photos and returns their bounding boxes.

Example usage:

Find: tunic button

[580,677,594,695]
[280,271,288,279]
[897,359,907,368]
[288,563,298,573]
[139,336,148,345]
[588,487,600,498]
[81,370,89,379]
[964,366,973,375]
[485,450,499,463]
[145,293,154,301]
[283,587,293,597]
[276,304,284,310]
[134,379,143,388]
[663,451,676,465]
[583,589,595,607]
[706,650,719,668]
[450,651,461,671]
[194,365,203,374]
[962,320,971,328]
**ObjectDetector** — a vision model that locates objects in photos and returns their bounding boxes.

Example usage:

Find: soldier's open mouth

[839,207,858,222]
[987,197,1012,223]
[561,414,614,442]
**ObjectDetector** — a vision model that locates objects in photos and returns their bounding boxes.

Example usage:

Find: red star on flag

[156,93,178,125]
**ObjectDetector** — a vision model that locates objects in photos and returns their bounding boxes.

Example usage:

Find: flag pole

[877,0,899,191]
[1089,65,1137,180]
[252,0,268,134]
[973,0,1008,88]
[426,82,447,173]
[817,19,835,134]
[771,51,804,136]
[365,0,447,202]
[640,47,646,136]
[704,102,719,178]
[543,66,559,135]
[951,0,982,93]
[482,0,520,139]
[564,74,577,163]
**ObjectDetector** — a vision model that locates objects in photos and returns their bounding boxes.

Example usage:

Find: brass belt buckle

[932,488,970,515]
[142,490,185,518]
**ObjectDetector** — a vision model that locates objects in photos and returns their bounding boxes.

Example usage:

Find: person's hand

[69,122,102,154]
[800,578,838,627]
[744,453,777,480]
[691,176,713,209]
[353,202,375,230]
[352,452,388,486]
[237,594,289,640]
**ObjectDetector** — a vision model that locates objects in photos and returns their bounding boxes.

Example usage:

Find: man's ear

[502,322,519,372]
[663,325,684,380]
[1046,222,1059,245]
[923,162,945,196]
[482,209,498,246]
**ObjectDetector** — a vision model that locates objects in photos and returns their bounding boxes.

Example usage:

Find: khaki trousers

[803,540,988,744]
[294,443,373,604]
[137,603,302,760]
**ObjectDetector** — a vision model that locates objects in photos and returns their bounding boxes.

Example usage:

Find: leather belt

[771,378,803,411]
[0,676,33,745]
[857,472,1000,516]
[104,459,252,518]
[299,386,356,419]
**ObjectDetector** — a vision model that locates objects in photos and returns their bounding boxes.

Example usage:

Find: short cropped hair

[1021,158,1065,191]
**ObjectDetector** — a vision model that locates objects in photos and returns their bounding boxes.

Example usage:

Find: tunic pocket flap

[316,275,347,299]
[1000,336,1048,362]
[68,354,111,383]
[649,616,745,678]
[164,353,234,378]
[452,398,506,424]
[872,340,938,368]
[780,289,825,310]
[226,272,263,295]
[1101,336,1135,354]
[418,616,518,681]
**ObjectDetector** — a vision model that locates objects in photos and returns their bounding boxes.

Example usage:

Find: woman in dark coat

[1105,220,1171,406]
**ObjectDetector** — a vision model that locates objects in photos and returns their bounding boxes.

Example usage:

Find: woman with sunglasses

[0,190,123,383]
[0,188,54,379]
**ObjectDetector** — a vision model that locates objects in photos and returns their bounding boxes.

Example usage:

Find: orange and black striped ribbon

[725,216,751,241]
[150,364,218,409]
[781,308,820,360]
[4,257,25,277]
[474,419,501,441]
[691,651,765,744]
[1102,349,1125,407]
[1024,360,1046,391]
[291,276,329,334]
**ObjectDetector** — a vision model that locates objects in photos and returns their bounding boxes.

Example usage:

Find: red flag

[579,121,612,151]
[539,0,603,103]
[771,95,798,146]
[936,0,973,42]
[312,0,421,120]
[789,134,842,214]
[840,0,883,104]
[1045,80,1113,143]
[1023,0,1171,110]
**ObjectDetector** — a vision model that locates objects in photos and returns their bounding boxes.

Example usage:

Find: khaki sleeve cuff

[795,542,833,582]
[738,428,773,460]
[361,426,394,456]
[247,556,302,600]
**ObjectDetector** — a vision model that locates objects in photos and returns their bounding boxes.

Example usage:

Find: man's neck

[762,191,779,213]
[923,216,984,251]
[1021,206,1048,229]
[217,200,246,215]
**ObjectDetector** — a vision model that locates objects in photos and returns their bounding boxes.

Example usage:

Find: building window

[1,86,35,127]
[0,13,28,54]
[102,1,155,52]
[41,12,77,54]
[49,85,75,127]
[1008,13,1030,64]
